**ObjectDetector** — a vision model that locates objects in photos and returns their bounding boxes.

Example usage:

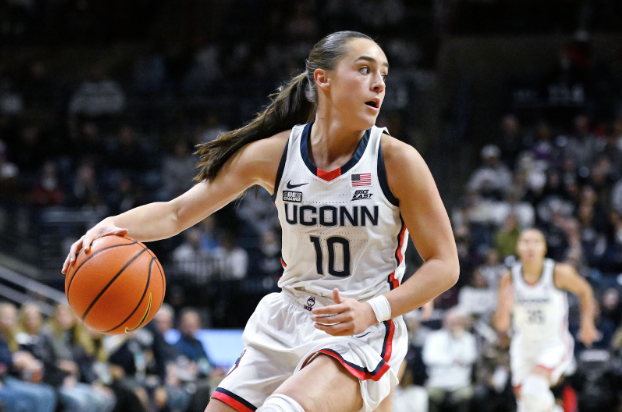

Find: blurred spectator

[30,161,65,206]
[497,114,525,169]
[601,211,622,273]
[531,121,556,163]
[105,332,150,411]
[472,333,514,412]
[68,67,126,117]
[490,189,535,229]
[133,45,168,95]
[597,130,622,172]
[577,202,607,268]
[199,216,221,253]
[162,140,195,198]
[570,349,622,412]
[563,114,599,173]
[214,230,249,280]
[41,303,115,412]
[467,144,513,200]
[478,248,506,291]
[173,309,212,378]
[0,302,57,412]
[107,125,153,173]
[67,163,101,209]
[423,309,477,412]
[16,302,115,412]
[456,267,497,323]
[236,188,281,235]
[75,122,107,170]
[107,174,146,215]
[154,304,176,343]
[600,288,621,326]
[173,228,215,281]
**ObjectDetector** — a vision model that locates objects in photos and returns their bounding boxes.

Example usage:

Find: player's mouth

[365,99,380,111]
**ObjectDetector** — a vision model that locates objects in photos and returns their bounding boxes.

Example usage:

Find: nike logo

[286,181,308,189]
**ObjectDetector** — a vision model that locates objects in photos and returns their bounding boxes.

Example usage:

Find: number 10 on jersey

[310,236,351,278]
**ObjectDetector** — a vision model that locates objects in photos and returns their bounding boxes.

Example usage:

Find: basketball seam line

[66,240,139,296]
[102,257,154,333]
[81,247,148,322]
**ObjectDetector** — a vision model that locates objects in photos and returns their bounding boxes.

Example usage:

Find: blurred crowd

[395,111,622,412]
[2,1,622,412]
[0,300,225,412]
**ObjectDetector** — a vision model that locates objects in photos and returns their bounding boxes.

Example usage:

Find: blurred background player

[494,228,598,412]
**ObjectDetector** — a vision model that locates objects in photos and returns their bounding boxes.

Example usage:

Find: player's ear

[314,68,330,92]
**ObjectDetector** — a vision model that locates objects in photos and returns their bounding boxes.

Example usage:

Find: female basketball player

[62,31,459,412]
[494,228,598,412]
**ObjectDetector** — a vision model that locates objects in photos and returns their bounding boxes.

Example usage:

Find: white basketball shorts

[510,332,574,388]
[211,291,408,412]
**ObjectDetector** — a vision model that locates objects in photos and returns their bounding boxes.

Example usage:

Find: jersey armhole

[377,140,399,207]
[271,140,289,202]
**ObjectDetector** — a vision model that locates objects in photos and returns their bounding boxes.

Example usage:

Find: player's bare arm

[493,271,513,334]
[62,131,289,274]
[553,263,598,347]
[381,135,459,317]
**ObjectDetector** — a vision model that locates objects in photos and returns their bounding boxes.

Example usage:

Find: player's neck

[522,259,544,282]
[310,115,366,170]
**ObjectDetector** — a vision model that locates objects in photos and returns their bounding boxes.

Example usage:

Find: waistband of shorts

[280,290,334,311]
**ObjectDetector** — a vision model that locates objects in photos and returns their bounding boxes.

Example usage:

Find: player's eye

[359,66,370,75]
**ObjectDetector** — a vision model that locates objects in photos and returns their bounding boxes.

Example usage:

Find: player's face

[329,38,388,129]
[516,230,547,262]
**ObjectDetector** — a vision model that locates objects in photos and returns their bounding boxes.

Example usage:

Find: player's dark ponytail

[194,30,373,182]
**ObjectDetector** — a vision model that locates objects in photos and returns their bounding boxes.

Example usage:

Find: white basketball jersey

[273,123,408,306]
[511,258,570,344]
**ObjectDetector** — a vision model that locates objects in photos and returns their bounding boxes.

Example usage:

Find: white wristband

[368,295,392,323]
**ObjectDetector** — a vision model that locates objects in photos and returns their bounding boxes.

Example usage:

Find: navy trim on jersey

[321,348,387,375]
[315,319,394,381]
[300,122,372,181]
[377,141,399,206]
[380,320,391,358]
[213,388,257,411]
[271,140,289,202]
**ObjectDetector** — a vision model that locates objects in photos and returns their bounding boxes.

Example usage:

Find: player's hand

[311,288,377,336]
[61,219,127,274]
[578,322,600,347]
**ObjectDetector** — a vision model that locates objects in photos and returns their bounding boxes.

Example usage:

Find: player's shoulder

[379,133,420,164]
[235,129,290,166]
[552,262,575,277]
[246,129,290,154]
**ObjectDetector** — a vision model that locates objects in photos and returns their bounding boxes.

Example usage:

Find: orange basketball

[65,235,166,335]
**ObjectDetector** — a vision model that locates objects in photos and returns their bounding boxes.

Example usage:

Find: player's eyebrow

[354,56,389,69]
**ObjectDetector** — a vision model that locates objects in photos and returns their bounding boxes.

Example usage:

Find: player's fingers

[313,321,351,336]
[63,237,84,273]
[332,288,342,304]
[61,256,70,274]
[113,228,128,237]
[312,313,349,324]
[311,304,347,316]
